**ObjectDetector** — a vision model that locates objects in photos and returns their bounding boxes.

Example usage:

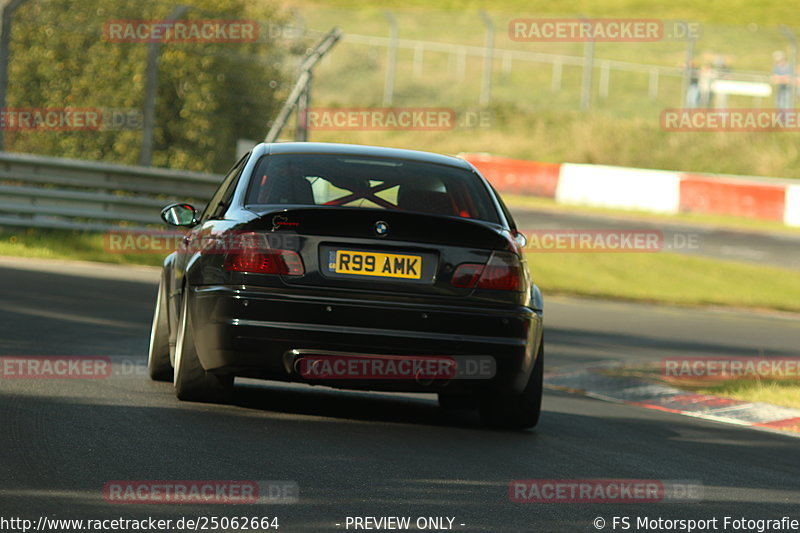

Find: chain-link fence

[294,7,798,117]
[3,2,799,173]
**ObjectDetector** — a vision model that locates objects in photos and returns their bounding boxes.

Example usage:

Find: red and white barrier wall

[557,164,681,214]
[461,153,561,197]
[459,153,800,227]
[786,185,800,226]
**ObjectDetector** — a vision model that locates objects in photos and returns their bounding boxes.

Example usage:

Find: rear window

[244,154,500,223]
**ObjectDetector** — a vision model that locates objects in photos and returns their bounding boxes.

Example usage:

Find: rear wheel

[173,292,233,402]
[479,341,544,430]
[147,275,173,382]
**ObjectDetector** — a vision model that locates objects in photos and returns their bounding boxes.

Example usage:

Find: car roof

[259,142,474,171]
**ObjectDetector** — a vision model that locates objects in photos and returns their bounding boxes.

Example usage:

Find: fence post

[649,68,659,99]
[479,10,494,106]
[502,51,512,74]
[780,25,797,109]
[457,48,466,81]
[681,28,695,107]
[140,5,188,167]
[599,61,610,100]
[580,18,594,111]
[0,0,28,151]
[295,71,311,141]
[413,42,423,78]
[264,28,341,143]
[382,10,398,106]
[551,58,562,92]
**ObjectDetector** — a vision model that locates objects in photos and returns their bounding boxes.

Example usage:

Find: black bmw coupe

[148,142,544,429]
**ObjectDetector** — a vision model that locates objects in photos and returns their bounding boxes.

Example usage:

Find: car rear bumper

[188,285,543,394]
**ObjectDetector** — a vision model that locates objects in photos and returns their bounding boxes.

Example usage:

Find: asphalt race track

[512,208,800,270]
[0,256,799,532]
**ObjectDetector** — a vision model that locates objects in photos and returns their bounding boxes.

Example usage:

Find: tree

[8,0,290,173]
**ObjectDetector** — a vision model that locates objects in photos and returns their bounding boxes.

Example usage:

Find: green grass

[525,250,800,312]
[299,107,800,180]
[290,0,800,28]
[3,228,800,313]
[0,229,166,267]
[603,366,800,410]
[277,0,800,179]
[290,0,800,67]
[697,380,800,410]
[503,194,800,236]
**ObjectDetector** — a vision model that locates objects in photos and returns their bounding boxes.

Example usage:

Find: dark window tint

[200,153,248,221]
[244,154,500,223]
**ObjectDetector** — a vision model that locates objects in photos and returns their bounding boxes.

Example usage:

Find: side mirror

[513,230,527,249]
[161,203,198,227]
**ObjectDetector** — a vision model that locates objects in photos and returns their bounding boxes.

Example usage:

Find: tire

[438,393,479,410]
[147,275,173,382]
[479,341,544,430]
[173,291,233,402]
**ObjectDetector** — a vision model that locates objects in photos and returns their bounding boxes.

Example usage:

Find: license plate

[329,250,422,279]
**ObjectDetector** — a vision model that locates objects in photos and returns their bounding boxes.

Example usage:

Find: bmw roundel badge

[374,221,389,236]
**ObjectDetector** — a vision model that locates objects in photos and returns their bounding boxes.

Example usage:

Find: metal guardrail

[0,151,222,231]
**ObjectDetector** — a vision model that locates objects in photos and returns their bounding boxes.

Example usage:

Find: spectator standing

[698,61,714,108]
[772,50,792,109]
[684,61,700,108]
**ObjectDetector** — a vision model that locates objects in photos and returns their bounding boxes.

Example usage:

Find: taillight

[451,263,483,288]
[478,252,523,290]
[224,249,304,276]
[451,252,523,291]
